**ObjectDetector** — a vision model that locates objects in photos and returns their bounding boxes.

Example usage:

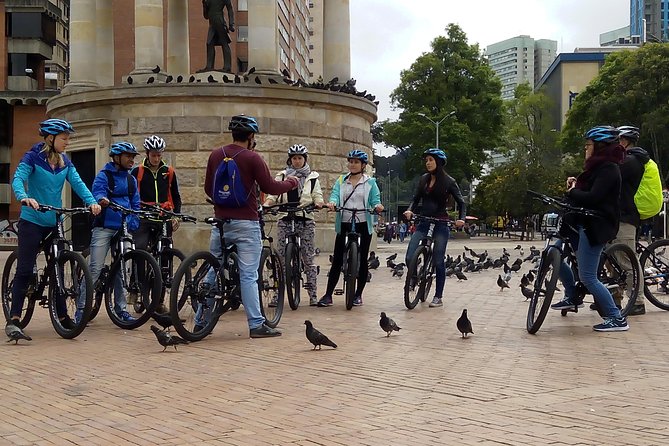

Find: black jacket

[565,161,621,246]
[407,172,466,220]
[619,147,649,226]
[131,159,182,212]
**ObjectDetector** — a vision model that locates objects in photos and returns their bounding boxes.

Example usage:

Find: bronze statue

[197,0,235,73]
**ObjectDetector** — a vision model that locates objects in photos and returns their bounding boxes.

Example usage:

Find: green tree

[381,24,504,181]
[561,43,669,184]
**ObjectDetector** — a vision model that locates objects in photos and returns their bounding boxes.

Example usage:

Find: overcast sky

[349,0,630,155]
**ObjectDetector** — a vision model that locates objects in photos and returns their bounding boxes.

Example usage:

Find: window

[237,25,248,42]
[238,0,248,11]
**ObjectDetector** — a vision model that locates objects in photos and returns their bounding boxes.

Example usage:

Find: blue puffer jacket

[92,162,140,231]
[12,142,96,227]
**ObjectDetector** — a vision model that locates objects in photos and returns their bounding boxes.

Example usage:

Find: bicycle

[134,203,197,313]
[169,210,284,342]
[526,191,641,334]
[1,205,94,339]
[84,201,163,329]
[403,215,451,310]
[263,202,317,310]
[637,238,669,310]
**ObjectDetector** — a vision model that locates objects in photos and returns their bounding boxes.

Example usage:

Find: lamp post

[418,110,456,149]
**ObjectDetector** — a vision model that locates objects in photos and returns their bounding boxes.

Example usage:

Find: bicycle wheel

[344,242,359,310]
[1,251,36,329]
[527,247,561,334]
[156,247,186,312]
[76,248,105,322]
[404,245,429,310]
[419,256,435,303]
[48,251,93,339]
[639,238,669,310]
[104,249,161,330]
[169,251,222,341]
[284,242,301,310]
[259,246,284,327]
[600,242,640,317]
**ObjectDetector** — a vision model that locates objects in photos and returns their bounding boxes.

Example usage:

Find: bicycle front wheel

[405,245,429,310]
[48,250,93,339]
[1,251,36,329]
[156,247,186,312]
[600,242,640,317]
[527,247,561,334]
[105,249,161,330]
[259,246,284,327]
[284,242,300,310]
[344,242,359,310]
[639,238,669,310]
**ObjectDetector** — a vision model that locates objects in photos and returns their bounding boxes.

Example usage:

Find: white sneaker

[428,297,443,307]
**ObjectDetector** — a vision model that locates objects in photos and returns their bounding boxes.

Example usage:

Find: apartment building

[631,0,669,42]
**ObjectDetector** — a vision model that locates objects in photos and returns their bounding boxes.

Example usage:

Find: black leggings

[325,222,372,297]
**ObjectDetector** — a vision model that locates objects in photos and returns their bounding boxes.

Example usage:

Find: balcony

[7,39,53,60]
[5,0,62,20]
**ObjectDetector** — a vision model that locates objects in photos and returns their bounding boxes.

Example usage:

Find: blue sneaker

[116,310,137,322]
[317,295,333,307]
[550,298,584,311]
[593,317,629,332]
[352,296,363,306]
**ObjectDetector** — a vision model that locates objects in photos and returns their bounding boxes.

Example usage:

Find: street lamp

[418,110,456,149]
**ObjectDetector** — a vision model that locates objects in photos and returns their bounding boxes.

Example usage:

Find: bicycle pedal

[333,289,344,295]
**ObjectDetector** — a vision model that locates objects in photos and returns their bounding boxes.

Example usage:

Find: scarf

[285,163,311,194]
[575,143,624,189]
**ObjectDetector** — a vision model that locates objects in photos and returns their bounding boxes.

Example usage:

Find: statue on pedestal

[197,0,235,73]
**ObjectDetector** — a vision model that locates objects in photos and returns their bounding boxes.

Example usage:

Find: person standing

[197,0,235,73]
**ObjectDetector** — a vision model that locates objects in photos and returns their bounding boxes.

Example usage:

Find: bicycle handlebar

[527,190,601,217]
[262,202,318,215]
[35,204,91,215]
[139,203,197,223]
[331,206,382,214]
[107,201,156,219]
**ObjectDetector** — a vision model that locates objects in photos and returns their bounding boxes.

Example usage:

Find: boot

[196,44,216,73]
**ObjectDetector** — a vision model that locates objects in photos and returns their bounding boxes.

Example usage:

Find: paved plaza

[2,237,669,445]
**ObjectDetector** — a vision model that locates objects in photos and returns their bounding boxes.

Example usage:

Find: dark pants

[133,219,172,303]
[10,219,62,318]
[325,222,372,298]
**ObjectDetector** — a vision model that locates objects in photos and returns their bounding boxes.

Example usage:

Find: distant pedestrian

[399,222,407,242]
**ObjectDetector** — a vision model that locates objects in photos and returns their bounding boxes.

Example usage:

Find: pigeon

[304,320,337,350]
[188,75,196,83]
[379,312,401,337]
[392,263,405,278]
[126,76,133,85]
[5,322,31,344]
[386,253,398,261]
[254,76,262,84]
[233,74,241,83]
[222,74,231,83]
[151,65,161,73]
[268,77,278,84]
[368,257,380,270]
[151,312,174,331]
[328,254,334,264]
[514,245,521,250]
[367,272,372,282]
[455,271,468,281]
[520,273,530,288]
[247,66,256,75]
[281,68,291,78]
[207,74,217,83]
[456,309,473,338]
[497,275,510,291]
[526,271,535,283]
[147,76,155,84]
[520,285,533,300]
[165,75,173,83]
[150,325,188,352]
[176,75,183,83]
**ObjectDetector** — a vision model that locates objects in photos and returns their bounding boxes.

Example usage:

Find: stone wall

[47,83,377,254]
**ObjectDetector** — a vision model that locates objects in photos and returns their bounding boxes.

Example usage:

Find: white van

[541,213,559,236]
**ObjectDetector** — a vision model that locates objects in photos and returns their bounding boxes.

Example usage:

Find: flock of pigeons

[126,65,379,105]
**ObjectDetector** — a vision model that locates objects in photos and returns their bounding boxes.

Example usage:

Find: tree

[561,43,669,184]
[380,24,504,181]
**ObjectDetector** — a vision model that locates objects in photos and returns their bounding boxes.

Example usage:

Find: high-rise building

[631,0,669,42]
[485,35,557,100]
[600,25,642,46]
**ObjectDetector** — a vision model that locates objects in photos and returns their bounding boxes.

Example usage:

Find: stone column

[64,0,99,91]
[132,0,164,75]
[96,0,114,86]
[323,0,351,83]
[248,0,280,75]
[167,0,190,75]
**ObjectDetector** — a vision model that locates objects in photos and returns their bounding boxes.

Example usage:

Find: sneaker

[268,296,278,308]
[249,324,282,338]
[551,298,584,311]
[309,297,318,307]
[127,292,139,305]
[593,317,629,332]
[429,297,443,307]
[589,302,598,311]
[116,310,137,322]
[628,304,646,316]
[352,296,363,306]
[317,295,333,307]
[59,315,76,330]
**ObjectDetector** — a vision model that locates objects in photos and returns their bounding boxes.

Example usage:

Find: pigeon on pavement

[150,325,188,352]
[304,320,337,350]
[368,257,380,270]
[392,263,405,278]
[497,275,510,291]
[455,271,468,281]
[379,312,401,337]
[456,309,473,338]
[520,285,533,300]
[5,322,31,344]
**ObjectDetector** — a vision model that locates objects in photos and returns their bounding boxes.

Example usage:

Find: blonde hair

[41,141,65,169]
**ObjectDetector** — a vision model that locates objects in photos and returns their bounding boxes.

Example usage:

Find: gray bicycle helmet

[617,126,640,142]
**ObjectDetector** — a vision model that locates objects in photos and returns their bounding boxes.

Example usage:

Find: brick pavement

[2,237,669,445]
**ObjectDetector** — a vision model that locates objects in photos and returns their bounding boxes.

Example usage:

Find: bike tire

[169,251,222,342]
[259,246,284,327]
[527,247,561,334]
[48,250,93,339]
[104,249,161,330]
[157,247,187,312]
[600,242,640,317]
[285,242,300,310]
[344,242,359,310]
[404,246,429,310]
[639,238,669,311]
[1,251,36,329]
[77,248,103,322]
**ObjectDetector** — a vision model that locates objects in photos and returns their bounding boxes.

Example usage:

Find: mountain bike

[169,212,284,342]
[83,202,162,329]
[403,215,451,310]
[638,238,669,310]
[1,205,93,339]
[263,202,317,310]
[526,191,641,334]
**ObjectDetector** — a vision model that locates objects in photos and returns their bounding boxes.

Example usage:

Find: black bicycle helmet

[584,126,619,143]
[228,115,259,133]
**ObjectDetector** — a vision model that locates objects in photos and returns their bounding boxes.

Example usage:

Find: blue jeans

[79,227,127,315]
[404,220,450,298]
[558,226,621,319]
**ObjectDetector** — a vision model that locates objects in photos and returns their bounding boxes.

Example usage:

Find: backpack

[103,170,136,199]
[212,148,249,207]
[634,158,663,220]
[135,164,176,209]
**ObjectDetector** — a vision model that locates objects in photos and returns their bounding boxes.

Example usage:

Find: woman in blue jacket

[8,119,101,336]
[317,150,384,307]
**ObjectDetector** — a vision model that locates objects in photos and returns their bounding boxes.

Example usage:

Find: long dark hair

[417,164,450,208]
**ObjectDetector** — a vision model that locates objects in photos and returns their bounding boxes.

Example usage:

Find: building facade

[485,35,557,100]
[631,0,669,42]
